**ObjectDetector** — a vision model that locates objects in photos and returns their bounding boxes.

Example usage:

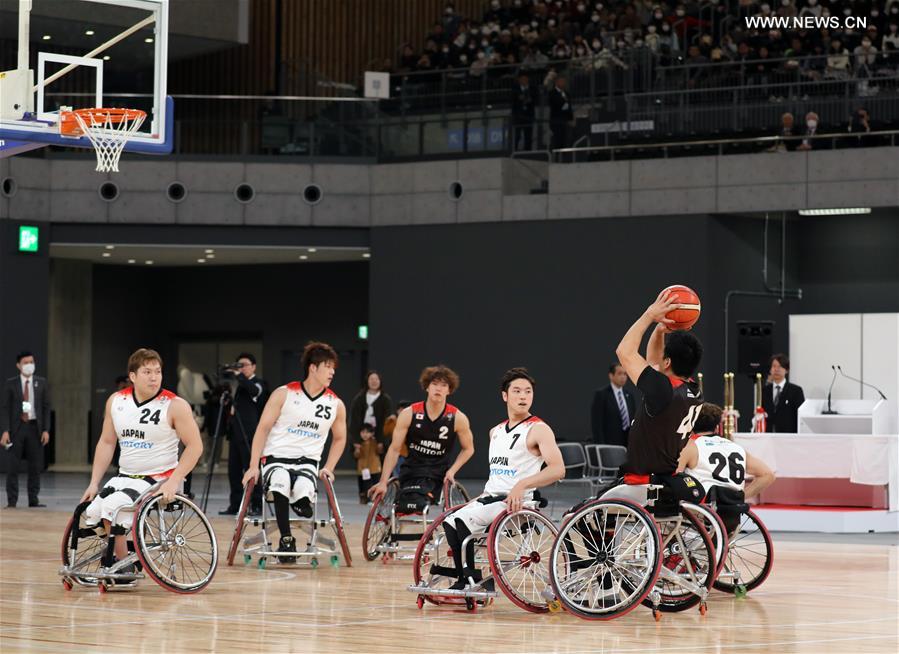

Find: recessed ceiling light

[85,30,95,35]
[127,259,136,264]
[307,248,317,253]
[103,55,111,61]
[197,258,206,263]
[105,245,114,250]
[362,253,371,259]
[144,37,154,43]
[798,207,871,216]
[102,252,111,258]
[299,255,308,260]
[205,249,214,254]
[42,35,51,40]
[145,260,153,265]
[206,254,215,259]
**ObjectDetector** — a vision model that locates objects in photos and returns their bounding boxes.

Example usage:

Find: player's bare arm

[675,439,700,474]
[616,289,679,384]
[505,423,564,512]
[242,386,287,486]
[743,452,776,499]
[370,407,412,499]
[80,393,118,503]
[320,399,347,481]
[161,396,203,501]
[444,410,475,483]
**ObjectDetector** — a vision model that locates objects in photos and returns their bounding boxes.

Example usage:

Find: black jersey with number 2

[623,366,704,475]
[400,401,459,480]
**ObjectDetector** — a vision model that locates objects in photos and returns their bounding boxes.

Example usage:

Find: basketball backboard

[0,0,171,157]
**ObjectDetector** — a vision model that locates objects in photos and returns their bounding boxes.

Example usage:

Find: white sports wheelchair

[408,495,559,613]
[361,477,469,563]
[549,474,719,621]
[226,467,352,569]
[60,481,219,594]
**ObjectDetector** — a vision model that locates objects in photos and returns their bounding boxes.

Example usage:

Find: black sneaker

[277,535,297,563]
[291,497,313,518]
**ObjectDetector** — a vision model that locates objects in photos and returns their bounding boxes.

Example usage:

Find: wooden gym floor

[0,487,897,653]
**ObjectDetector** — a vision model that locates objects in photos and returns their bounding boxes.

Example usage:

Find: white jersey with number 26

[687,435,746,493]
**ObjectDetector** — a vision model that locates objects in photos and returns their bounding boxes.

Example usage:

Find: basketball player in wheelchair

[409,368,564,612]
[61,348,217,594]
[364,366,475,561]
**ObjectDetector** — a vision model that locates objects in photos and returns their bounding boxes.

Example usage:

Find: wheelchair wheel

[550,498,662,620]
[443,480,470,510]
[60,502,105,587]
[488,509,558,613]
[682,502,729,581]
[322,475,352,567]
[412,509,466,606]
[644,506,716,613]
[133,493,218,594]
[713,509,773,594]
[362,479,399,561]
[227,478,255,567]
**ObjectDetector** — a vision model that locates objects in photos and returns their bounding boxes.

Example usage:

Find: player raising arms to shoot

[242,342,347,561]
[80,348,203,569]
[443,368,565,590]
[369,365,474,511]
[607,289,704,503]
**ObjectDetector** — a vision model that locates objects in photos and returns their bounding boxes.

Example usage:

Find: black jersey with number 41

[400,401,459,480]
[624,367,704,475]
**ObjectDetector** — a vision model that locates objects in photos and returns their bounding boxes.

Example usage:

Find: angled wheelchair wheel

[322,475,352,567]
[443,479,471,511]
[61,502,106,587]
[644,506,716,613]
[713,509,773,594]
[412,508,466,606]
[682,502,729,582]
[362,479,399,561]
[488,509,558,613]
[550,498,662,620]
[133,493,218,594]
[227,478,256,567]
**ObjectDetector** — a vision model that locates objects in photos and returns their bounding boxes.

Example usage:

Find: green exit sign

[18,225,39,252]
[357,325,369,340]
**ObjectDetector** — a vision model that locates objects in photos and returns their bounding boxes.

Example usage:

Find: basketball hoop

[59,108,147,173]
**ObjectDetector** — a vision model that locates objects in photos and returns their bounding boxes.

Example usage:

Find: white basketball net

[71,109,147,173]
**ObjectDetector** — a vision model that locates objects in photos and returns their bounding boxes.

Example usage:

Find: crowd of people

[393,0,899,89]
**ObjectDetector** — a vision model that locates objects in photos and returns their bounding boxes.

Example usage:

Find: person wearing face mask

[797,111,828,150]
[1,351,52,508]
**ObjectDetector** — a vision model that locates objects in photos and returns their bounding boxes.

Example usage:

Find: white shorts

[262,461,317,504]
[83,476,153,529]
[446,494,533,533]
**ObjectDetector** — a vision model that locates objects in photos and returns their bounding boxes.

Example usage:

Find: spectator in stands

[846,107,875,147]
[511,72,537,151]
[768,112,798,152]
[397,44,418,73]
[762,353,805,433]
[884,21,899,51]
[797,111,827,150]
[548,75,574,151]
[854,35,880,95]
[591,363,636,448]
[354,423,382,503]
[469,49,490,77]
[825,39,851,79]
[349,371,393,449]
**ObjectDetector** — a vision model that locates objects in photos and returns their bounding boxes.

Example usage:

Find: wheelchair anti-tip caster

[244,554,252,566]
[734,584,748,599]
[465,598,476,612]
[699,602,708,616]
[62,578,73,591]
[330,555,340,568]
[98,582,108,594]
[310,557,319,568]
[258,557,267,570]
[416,596,425,610]
[547,599,562,613]
[653,608,662,622]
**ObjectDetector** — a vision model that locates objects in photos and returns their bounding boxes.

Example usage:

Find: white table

[734,432,899,511]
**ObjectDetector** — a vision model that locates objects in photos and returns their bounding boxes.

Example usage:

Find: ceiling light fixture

[105,245,114,250]
[145,260,154,265]
[128,259,136,264]
[205,249,214,254]
[103,55,111,61]
[307,248,317,253]
[101,252,111,258]
[362,253,371,259]
[299,255,308,260]
[144,37,154,43]
[206,254,215,259]
[42,35,51,40]
[197,258,206,263]
[798,207,871,216]
[85,30,95,35]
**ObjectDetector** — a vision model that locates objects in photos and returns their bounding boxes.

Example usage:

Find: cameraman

[220,353,268,515]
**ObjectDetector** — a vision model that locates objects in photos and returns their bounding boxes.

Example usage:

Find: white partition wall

[790,313,898,434]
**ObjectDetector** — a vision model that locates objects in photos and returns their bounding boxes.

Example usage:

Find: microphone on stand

[836,365,888,400]
[822,365,839,415]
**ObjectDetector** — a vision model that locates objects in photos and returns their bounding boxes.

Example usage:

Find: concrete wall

[3,148,897,227]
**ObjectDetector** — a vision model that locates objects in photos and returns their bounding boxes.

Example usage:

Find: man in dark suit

[762,353,805,433]
[548,75,574,152]
[1,351,52,508]
[221,353,268,515]
[511,72,537,151]
[591,363,636,447]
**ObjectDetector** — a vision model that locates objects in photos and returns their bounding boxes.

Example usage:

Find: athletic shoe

[277,535,297,563]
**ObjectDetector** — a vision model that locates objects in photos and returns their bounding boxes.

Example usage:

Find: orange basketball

[663,284,701,330]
